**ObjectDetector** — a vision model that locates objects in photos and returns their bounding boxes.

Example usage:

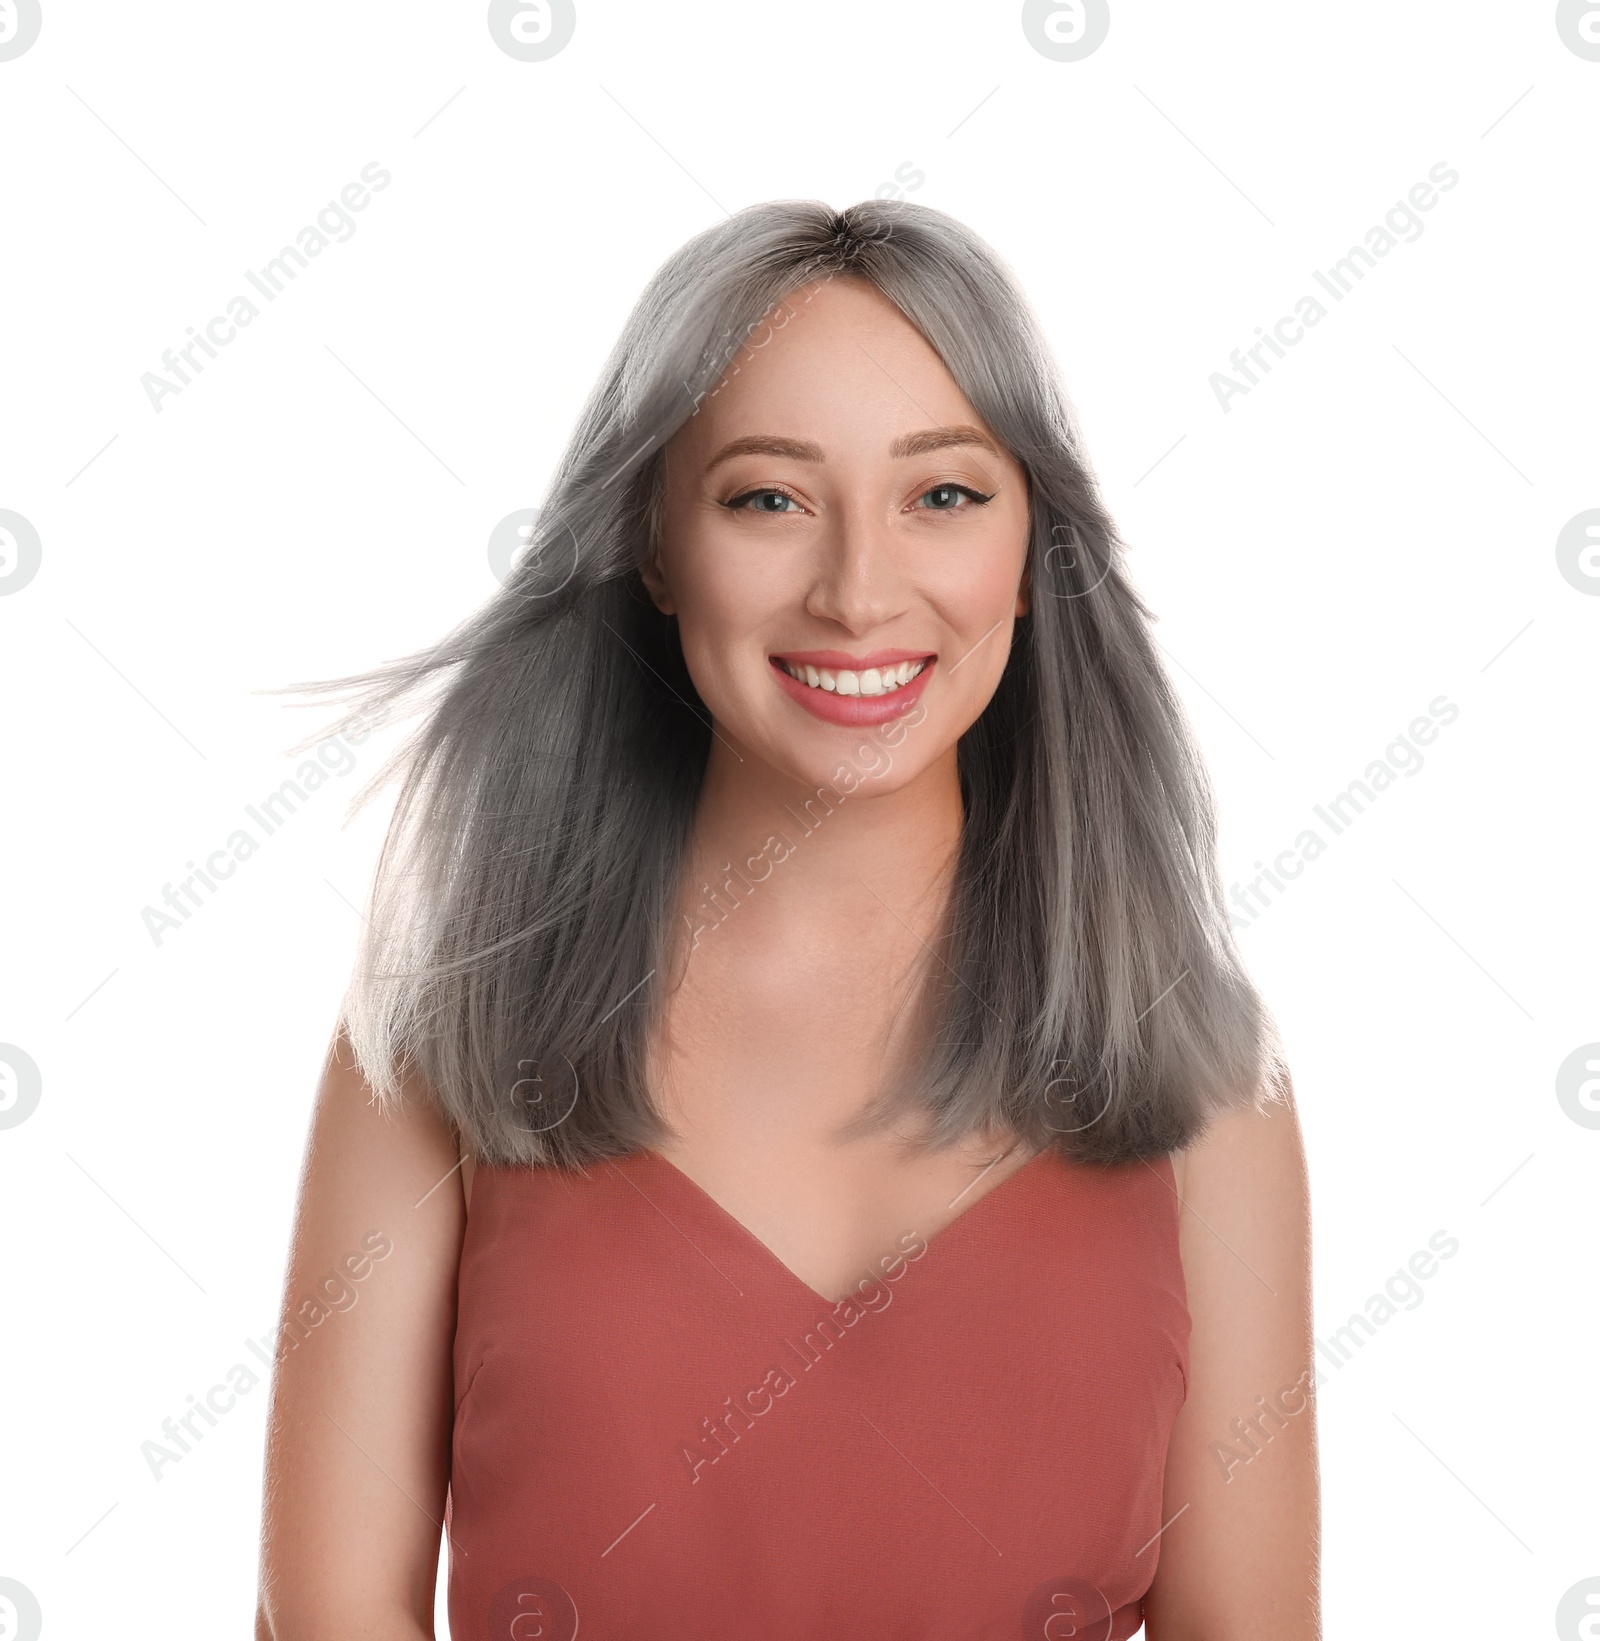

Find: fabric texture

[447,1144,1190,1640]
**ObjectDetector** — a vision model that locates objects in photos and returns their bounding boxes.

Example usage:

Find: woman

[255,200,1319,1640]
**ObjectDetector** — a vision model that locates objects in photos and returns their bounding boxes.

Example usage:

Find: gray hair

[281,198,1286,1169]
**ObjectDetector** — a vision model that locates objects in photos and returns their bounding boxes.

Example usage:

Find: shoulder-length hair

[284,197,1286,1170]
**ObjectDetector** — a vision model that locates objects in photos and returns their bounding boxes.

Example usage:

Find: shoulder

[1164,1069,1315,1385]
[258,1028,470,1633]
[1170,1069,1308,1216]
[1143,1068,1320,1635]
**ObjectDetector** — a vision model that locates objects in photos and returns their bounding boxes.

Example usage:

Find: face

[643,275,1031,797]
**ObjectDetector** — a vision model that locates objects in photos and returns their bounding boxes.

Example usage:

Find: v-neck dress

[446,1145,1190,1640]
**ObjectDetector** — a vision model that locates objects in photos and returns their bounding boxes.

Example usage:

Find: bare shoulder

[1144,1069,1320,1639]
[1171,1073,1309,1215]
[257,1026,470,1636]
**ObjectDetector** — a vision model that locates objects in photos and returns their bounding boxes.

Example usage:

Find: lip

[771,647,935,670]
[768,653,935,727]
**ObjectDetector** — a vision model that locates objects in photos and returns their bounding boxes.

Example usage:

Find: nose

[802,501,910,635]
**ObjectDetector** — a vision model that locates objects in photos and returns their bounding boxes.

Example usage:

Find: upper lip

[770,648,935,670]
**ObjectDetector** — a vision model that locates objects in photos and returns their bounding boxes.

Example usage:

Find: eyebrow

[703,424,1001,473]
[890,424,1001,460]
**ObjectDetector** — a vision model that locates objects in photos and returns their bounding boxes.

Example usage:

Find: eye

[914,483,994,512]
[724,487,805,514]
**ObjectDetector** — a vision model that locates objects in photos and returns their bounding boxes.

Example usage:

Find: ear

[639,550,676,616]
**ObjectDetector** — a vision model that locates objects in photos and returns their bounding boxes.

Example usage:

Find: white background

[1,2,1597,1636]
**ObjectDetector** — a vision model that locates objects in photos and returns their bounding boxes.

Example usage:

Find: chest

[638,928,1017,1302]
[450,1145,1191,1641]
[645,1131,1043,1305]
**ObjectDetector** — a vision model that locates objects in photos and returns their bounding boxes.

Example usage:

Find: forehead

[672,275,988,461]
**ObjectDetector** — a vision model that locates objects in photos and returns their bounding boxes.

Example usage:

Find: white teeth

[779,659,928,696]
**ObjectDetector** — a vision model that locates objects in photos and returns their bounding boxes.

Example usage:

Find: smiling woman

[644,286,1032,760]
[255,200,1318,1640]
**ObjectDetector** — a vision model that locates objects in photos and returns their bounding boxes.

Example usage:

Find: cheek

[925,518,1028,621]
[668,543,789,691]
[922,521,1027,700]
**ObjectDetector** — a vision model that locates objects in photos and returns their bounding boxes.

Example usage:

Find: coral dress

[446,1145,1189,1640]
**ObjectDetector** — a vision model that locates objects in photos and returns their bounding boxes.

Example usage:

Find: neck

[679,730,964,945]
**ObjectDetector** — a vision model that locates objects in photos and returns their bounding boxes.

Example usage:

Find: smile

[768,650,937,726]
[775,658,928,697]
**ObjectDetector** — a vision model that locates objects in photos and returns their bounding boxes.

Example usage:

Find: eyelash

[722,482,996,515]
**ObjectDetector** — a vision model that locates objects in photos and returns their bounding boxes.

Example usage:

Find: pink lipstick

[768,648,935,727]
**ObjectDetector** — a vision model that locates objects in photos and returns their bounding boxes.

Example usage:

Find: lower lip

[769,658,935,726]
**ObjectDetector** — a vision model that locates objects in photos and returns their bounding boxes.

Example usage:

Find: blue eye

[916,483,993,510]
[726,489,802,513]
